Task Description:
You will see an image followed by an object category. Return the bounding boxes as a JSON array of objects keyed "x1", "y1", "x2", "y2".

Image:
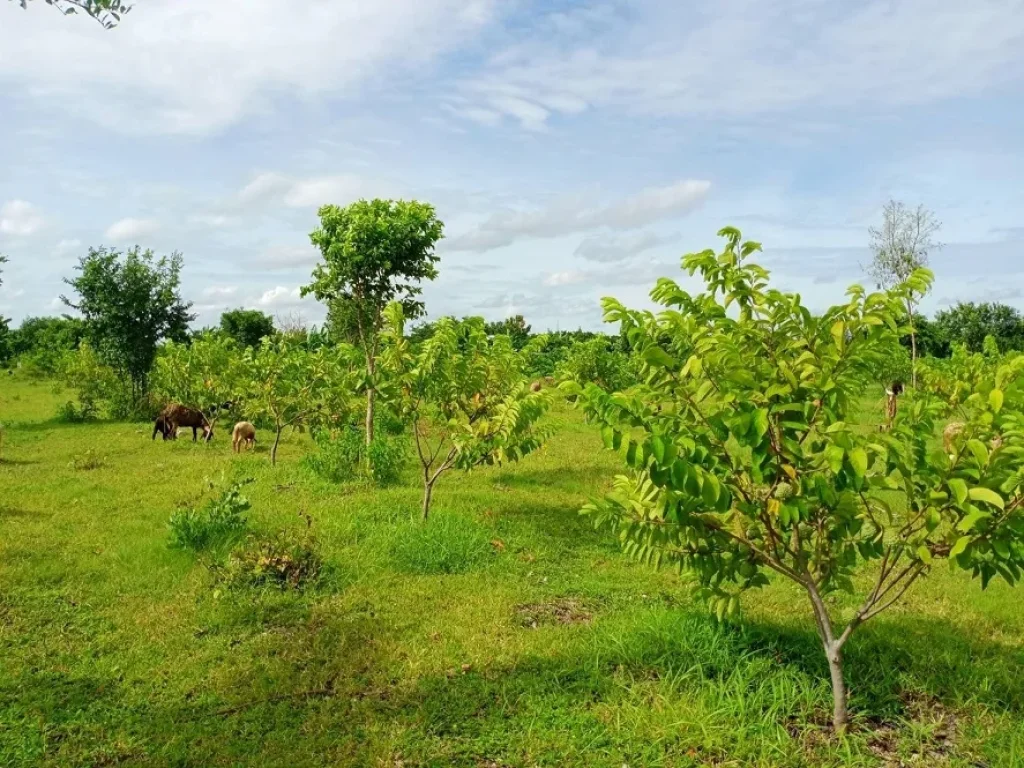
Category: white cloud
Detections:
[
  {"x1": 257, "y1": 244, "x2": 319, "y2": 269},
  {"x1": 0, "y1": 0, "x2": 502, "y2": 135},
  {"x1": 448, "y1": 180, "x2": 709, "y2": 252},
  {"x1": 203, "y1": 285, "x2": 237, "y2": 298},
  {"x1": 574, "y1": 231, "x2": 675, "y2": 263},
  {"x1": 105, "y1": 217, "x2": 161, "y2": 241},
  {"x1": 0, "y1": 200, "x2": 45, "y2": 236},
  {"x1": 257, "y1": 285, "x2": 305, "y2": 308},
  {"x1": 542, "y1": 270, "x2": 590, "y2": 287},
  {"x1": 55, "y1": 238, "x2": 82, "y2": 255},
  {"x1": 236, "y1": 172, "x2": 394, "y2": 210},
  {"x1": 452, "y1": 0, "x2": 1024, "y2": 128},
  {"x1": 189, "y1": 213, "x2": 233, "y2": 228}
]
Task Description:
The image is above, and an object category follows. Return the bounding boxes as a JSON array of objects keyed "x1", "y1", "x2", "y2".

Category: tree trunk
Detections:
[
  {"x1": 826, "y1": 644, "x2": 849, "y2": 733},
  {"x1": 422, "y1": 479, "x2": 434, "y2": 522},
  {"x1": 806, "y1": 582, "x2": 851, "y2": 733},
  {"x1": 907, "y1": 299, "x2": 918, "y2": 389},
  {"x1": 272, "y1": 424, "x2": 283, "y2": 466},
  {"x1": 365, "y1": 386, "x2": 375, "y2": 447}
]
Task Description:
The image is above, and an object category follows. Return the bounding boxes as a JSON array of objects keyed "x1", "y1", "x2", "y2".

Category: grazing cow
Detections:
[
  {"x1": 232, "y1": 421, "x2": 257, "y2": 453},
  {"x1": 156, "y1": 404, "x2": 213, "y2": 443}
]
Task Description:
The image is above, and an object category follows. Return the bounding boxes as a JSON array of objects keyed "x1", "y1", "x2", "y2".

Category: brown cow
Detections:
[
  {"x1": 155, "y1": 404, "x2": 213, "y2": 443},
  {"x1": 232, "y1": 421, "x2": 256, "y2": 453}
]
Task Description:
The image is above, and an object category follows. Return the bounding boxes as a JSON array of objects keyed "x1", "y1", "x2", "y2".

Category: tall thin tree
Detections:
[{"x1": 867, "y1": 200, "x2": 941, "y2": 387}]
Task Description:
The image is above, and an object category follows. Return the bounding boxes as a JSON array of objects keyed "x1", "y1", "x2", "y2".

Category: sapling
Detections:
[{"x1": 567, "y1": 227, "x2": 1024, "y2": 732}]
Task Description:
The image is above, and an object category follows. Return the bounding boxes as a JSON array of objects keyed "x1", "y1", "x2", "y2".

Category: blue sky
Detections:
[{"x1": 1, "y1": 0, "x2": 1023, "y2": 331}]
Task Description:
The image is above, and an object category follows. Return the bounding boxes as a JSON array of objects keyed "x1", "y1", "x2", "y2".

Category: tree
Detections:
[
  {"x1": 555, "y1": 336, "x2": 636, "y2": 391},
  {"x1": 0, "y1": 254, "x2": 7, "y2": 287},
  {"x1": 867, "y1": 201, "x2": 941, "y2": 387},
  {"x1": 219, "y1": 308, "x2": 275, "y2": 349},
  {"x1": 244, "y1": 337, "x2": 359, "y2": 465},
  {"x1": 381, "y1": 304, "x2": 550, "y2": 520},
  {"x1": 11, "y1": 0, "x2": 131, "y2": 28},
  {"x1": 151, "y1": 335, "x2": 247, "y2": 436},
  {"x1": 566, "y1": 227, "x2": 1024, "y2": 733},
  {"x1": 934, "y1": 302, "x2": 1024, "y2": 355},
  {"x1": 484, "y1": 315, "x2": 532, "y2": 350},
  {"x1": 61, "y1": 246, "x2": 195, "y2": 402},
  {"x1": 302, "y1": 199, "x2": 444, "y2": 447},
  {"x1": 10, "y1": 315, "x2": 86, "y2": 374}
]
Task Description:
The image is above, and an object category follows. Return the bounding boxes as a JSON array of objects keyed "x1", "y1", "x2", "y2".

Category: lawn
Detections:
[{"x1": 1, "y1": 374, "x2": 1022, "y2": 767}]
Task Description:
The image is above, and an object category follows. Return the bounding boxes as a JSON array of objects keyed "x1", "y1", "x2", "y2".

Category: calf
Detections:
[{"x1": 232, "y1": 421, "x2": 257, "y2": 453}]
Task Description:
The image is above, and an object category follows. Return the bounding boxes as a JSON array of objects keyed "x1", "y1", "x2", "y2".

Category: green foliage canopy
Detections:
[{"x1": 566, "y1": 227, "x2": 1024, "y2": 732}]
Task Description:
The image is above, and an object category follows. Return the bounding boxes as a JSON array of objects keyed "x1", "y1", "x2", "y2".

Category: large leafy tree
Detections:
[
  {"x1": 934, "y1": 302, "x2": 1024, "y2": 355},
  {"x1": 566, "y1": 227, "x2": 1024, "y2": 732},
  {"x1": 10, "y1": 316, "x2": 86, "y2": 373},
  {"x1": 219, "y1": 308, "x2": 275, "y2": 349},
  {"x1": 61, "y1": 246, "x2": 195, "y2": 400},
  {"x1": 302, "y1": 199, "x2": 444, "y2": 446},
  {"x1": 867, "y1": 200, "x2": 941, "y2": 387},
  {"x1": 484, "y1": 315, "x2": 532, "y2": 350},
  {"x1": 381, "y1": 304, "x2": 550, "y2": 520},
  {"x1": 11, "y1": 0, "x2": 131, "y2": 28}
]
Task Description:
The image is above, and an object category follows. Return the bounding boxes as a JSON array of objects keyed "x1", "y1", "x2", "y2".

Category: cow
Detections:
[{"x1": 155, "y1": 404, "x2": 213, "y2": 443}]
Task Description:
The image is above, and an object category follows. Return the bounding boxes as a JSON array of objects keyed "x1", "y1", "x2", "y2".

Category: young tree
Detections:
[
  {"x1": 867, "y1": 200, "x2": 941, "y2": 387},
  {"x1": 61, "y1": 246, "x2": 195, "y2": 402},
  {"x1": 566, "y1": 227, "x2": 1024, "y2": 733},
  {"x1": 12, "y1": 0, "x2": 131, "y2": 28},
  {"x1": 381, "y1": 304, "x2": 550, "y2": 521},
  {"x1": 244, "y1": 337, "x2": 359, "y2": 465},
  {"x1": 302, "y1": 199, "x2": 444, "y2": 446},
  {"x1": 219, "y1": 308, "x2": 275, "y2": 349},
  {"x1": 151, "y1": 335, "x2": 247, "y2": 436}
]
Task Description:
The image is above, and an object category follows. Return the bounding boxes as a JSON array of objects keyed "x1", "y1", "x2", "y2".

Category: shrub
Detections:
[
  {"x1": 220, "y1": 518, "x2": 324, "y2": 590},
  {"x1": 56, "y1": 399, "x2": 97, "y2": 423},
  {"x1": 169, "y1": 480, "x2": 251, "y2": 553},
  {"x1": 304, "y1": 426, "x2": 406, "y2": 486},
  {"x1": 390, "y1": 513, "x2": 494, "y2": 575}
]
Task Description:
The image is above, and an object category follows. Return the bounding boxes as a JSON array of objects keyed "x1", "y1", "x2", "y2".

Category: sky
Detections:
[{"x1": 1, "y1": 0, "x2": 1023, "y2": 332}]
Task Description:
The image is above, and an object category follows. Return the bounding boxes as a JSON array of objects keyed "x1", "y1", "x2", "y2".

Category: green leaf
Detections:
[
  {"x1": 947, "y1": 478, "x2": 968, "y2": 506},
  {"x1": 601, "y1": 426, "x2": 614, "y2": 450},
  {"x1": 625, "y1": 440, "x2": 638, "y2": 467},
  {"x1": 949, "y1": 536, "x2": 971, "y2": 558},
  {"x1": 825, "y1": 445, "x2": 845, "y2": 474},
  {"x1": 989, "y1": 388, "x2": 1004, "y2": 413},
  {"x1": 956, "y1": 508, "x2": 989, "y2": 533},
  {"x1": 916, "y1": 545, "x2": 933, "y2": 564},
  {"x1": 643, "y1": 346, "x2": 676, "y2": 369},
  {"x1": 651, "y1": 435, "x2": 666, "y2": 465},
  {"x1": 967, "y1": 439, "x2": 989, "y2": 466},
  {"x1": 968, "y1": 486, "x2": 1005, "y2": 510},
  {"x1": 702, "y1": 474, "x2": 720, "y2": 507},
  {"x1": 847, "y1": 447, "x2": 868, "y2": 478}
]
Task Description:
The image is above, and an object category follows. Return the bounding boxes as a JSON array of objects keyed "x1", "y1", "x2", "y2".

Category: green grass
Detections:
[{"x1": 1, "y1": 373, "x2": 1022, "y2": 767}]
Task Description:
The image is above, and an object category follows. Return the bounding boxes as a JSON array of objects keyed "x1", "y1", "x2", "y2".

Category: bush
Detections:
[
  {"x1": 390, "y1": 513, "x2": 494, "y2": 575},
  {"x1": 304, "y1": 426, "x2": 406, "y2": 486},
  {"x1": 169, "y1": 480, "x2": 251, "y2": 553},
  {"x1": 220, "y1": 519, "x2": 325, "y2": 590},
  {"x1": 555, "y1": 337, "x2": 637, "y2": 391},
  {"x1": 56, "y1": 399, "x2": 98, "y2": 423}
]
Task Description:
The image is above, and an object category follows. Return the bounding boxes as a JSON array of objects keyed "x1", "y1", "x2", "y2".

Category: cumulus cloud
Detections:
[
  {"x1": 256, "y1": 285, "x2": 306, "y2": 309},
  {"x1": 0, "y1": 200, "x2": 45, "y2": 236},
  {"x1": 0, "y1": 0, "x2": 502, "y2": 135},
  {"x1": 203, "y1": 285, "x2": 238, "y2": 298},
  {"x1": 105, "y1": 217, "x2": 161, "y2": 241},
  {"x1": 448, "y1": 180, "x2": 709, "y2": 252}
]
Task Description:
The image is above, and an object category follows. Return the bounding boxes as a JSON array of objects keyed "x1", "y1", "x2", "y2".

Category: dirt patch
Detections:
[{"x1": 516, "y1": 598, "x2": 593, "y2": 629}]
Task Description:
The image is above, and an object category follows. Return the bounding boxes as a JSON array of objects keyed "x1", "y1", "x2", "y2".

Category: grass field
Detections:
[{"x1": 1, "y1": 373, "x2": 1023, "y2": 767}]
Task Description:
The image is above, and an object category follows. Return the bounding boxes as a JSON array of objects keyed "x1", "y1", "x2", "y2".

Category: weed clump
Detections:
[
  {"x1": 70, "y1": 447, "x2": 105, "y2": 470},
  {"x1": 169, "y1": 479, "x2": 251, "y2": 553},
  {"x1": 220, "y1": 514, "x2": 325, "y2": 590},
  {"x1": 390, "y1": 513, "x2": 494, "y2": 575}
]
